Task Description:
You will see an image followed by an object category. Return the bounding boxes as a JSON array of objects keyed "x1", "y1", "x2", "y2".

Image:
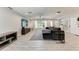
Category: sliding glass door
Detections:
[{"x1": 35, "y1": 20, "x2": 47, "y2": 29}]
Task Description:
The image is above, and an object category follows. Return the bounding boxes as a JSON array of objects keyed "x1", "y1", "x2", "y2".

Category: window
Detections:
[
  {"x1": 35, "y1": 20, "x2": 47, "y2": 28},
  {"x1": 21, "y1": 19, "x2": 28, "y2": 28}
]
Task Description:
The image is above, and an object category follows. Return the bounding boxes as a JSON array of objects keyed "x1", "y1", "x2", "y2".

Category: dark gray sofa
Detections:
[{"x1": 42, "y1": 27, "x2": 65, "y2": 43}]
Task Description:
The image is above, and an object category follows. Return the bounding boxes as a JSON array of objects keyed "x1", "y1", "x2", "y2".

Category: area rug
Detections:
[{"x1": 30, "y1": 29, "x2": 44, "y2": 40}]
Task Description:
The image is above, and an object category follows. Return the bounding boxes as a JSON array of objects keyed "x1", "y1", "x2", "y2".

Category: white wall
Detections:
[
  {"x1": 69, "y1": 17, "x2": 79, "y2": 35},
  {"x1": 47, "y1": 20, "x2": 53, "y2": 27},
  {"x1": 61, "y1": 15, "x2": 79, "y2": 35},
  {"x1": 28, "y1": 20, "x2": 35, "y2": 29},
  {"x1": 0, "y1": 7, "x2": 22, "y2": 36}
]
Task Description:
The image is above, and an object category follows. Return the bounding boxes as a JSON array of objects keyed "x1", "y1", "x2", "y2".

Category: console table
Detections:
[
  {"x1": 21, "y1": 27, "x2": 30, "y2": 35},
  {"x1": 0, "y1": 31, "x2": 17, "y2": 45}
]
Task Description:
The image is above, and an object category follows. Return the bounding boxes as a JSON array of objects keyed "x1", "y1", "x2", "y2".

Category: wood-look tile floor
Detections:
[{"x1": 1, "y1": 29, "x2": 79, "y2": 51}]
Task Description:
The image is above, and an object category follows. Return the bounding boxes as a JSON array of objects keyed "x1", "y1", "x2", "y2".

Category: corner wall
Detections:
[{"x1": 0, "y1": 7, "x2": 22, "y2": 36}]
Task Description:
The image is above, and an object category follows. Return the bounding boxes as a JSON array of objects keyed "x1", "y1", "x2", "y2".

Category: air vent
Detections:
[
  {"x1": 28, "y1": 12, "x2": 32, "y2": 14},
  {"x1": 8, "y1": 7, "x2": 13, "y2": 10}
]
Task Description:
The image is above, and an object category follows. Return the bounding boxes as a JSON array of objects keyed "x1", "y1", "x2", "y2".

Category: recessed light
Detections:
[{"x1": 56, "y1": 11, "x2": 61, "y2": 14}]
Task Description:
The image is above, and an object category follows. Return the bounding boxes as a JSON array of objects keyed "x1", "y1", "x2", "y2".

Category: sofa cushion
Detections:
[{"x1": 42, "y1": 29, "x2": 51, "y2": 33}]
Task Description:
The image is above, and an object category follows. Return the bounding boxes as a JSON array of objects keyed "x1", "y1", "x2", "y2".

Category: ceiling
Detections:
[{"x1": 11, "y1": 7, "x2": 79, "y2": 19}]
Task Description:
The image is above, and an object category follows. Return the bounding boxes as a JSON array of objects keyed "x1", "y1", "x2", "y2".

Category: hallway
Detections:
[{"x1": 1, "y1": 29, "x2": 79, "y2": 51}]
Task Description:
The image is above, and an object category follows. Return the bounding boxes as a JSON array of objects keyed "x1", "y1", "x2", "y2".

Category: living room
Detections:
[
  {"x1": 1, "y1": 0, "x2": 79, "y2": 59},
  {"x1": 0, "y1": 7, "x2": 79, "y2": 51}
]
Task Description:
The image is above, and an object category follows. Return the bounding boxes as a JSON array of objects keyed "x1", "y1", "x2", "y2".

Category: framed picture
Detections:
[{"x1": 21, "y1": 19, "x2": 28, "y2": 28}]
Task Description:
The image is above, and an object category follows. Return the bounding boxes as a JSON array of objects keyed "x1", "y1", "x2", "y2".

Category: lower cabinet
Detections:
[
  {"x1": 21, "y1": 27, "x2": 30, "y2": 35},
  {"x1": 0, "y1": 32, "x2": 17, "y2": 47}
]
